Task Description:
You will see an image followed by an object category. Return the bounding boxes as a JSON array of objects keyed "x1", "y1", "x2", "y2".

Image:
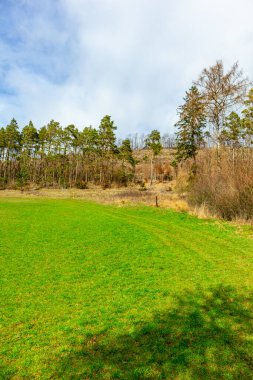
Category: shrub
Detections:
[
  {"x1": 0, "y1": 177, "x2": 7, "y2": 190},
  {"x1": 188, "y1": 149, "x2": 253, "y2": 220},
  {"x1": 75, "y1": 180, "x2": 88, "y2": 189}
]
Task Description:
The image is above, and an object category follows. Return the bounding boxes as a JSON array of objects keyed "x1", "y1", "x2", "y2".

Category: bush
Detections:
[
  {"x1": 139, "y1": 182, "x2": 147, "y2": 191},
  {"x1": 0, "y1": 177, "x2": 7, "y2": 190},
  {"x1": 75, "y1": 180, "x2": 88, "y2": 189},
  {"x1": 188, "y1": 150, "x2": 253, "y2": 220}
]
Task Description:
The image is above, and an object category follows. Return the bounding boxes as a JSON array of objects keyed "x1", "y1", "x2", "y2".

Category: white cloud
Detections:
[{"x1": 0, "y1": 0, "x2": 253, "y2": 136}]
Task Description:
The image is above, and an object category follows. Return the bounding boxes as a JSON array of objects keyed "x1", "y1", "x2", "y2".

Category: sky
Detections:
[{"x1": 0, "y1": 0, "x2": 253, "y2": 136}]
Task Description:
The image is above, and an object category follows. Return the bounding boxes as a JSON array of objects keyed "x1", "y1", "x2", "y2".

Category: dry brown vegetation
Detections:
[
  {"x1": 0, "y1": 182, "x2": 190, "y2": 213},
  {"x1": 187, "y1": 149, "x2": 253, "y2": 221},
  {"x1": 2, "y1": 145, "x2": 253, "y2": 223}
]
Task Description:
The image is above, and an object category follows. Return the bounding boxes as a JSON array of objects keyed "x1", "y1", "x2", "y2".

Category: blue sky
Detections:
[{"x1": 0, "y1": 0, "x2": 253, "y2": 136}]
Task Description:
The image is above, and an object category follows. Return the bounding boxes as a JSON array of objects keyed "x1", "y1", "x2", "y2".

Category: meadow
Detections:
[{"x1": 1, "y1": 198, "x2": 253, "y2": 379}]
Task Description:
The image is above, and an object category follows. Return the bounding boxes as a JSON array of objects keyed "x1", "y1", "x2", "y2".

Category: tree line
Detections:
[
  {"x1": 0, "y1": 115, "x2": 164, "y2": 189},
  {"x1": 1, "y1": 59, "x2": 253, "y2": 220}
]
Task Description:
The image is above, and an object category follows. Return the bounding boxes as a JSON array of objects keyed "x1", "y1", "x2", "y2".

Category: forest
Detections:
[{"x1": 0, "y1": 60, "x2": 253, "y2": 220}]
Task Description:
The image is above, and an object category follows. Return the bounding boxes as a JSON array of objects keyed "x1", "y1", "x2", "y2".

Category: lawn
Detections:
[{"x1": 1, "y1": 198, "x2": 253, "y2": 379}]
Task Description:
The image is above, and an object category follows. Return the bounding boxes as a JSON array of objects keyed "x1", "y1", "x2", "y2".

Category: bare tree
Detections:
[{"x1": 195, "y1": 61, "x2": 250, "y2": 160}]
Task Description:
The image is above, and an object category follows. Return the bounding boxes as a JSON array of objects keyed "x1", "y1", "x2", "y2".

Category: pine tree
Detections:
[
  {"x1": 0, "y1": 127, "x2": 6, "y2": 160},
  {"x1": 241, "y1": 88, "x2": 253, "y2": 147},
  {"x1": 64, "y1": 124, "x2": 80, "y2": 154},
  {"x1": 5, "y1": 118, "x2": 21, "y2": 160},
  {"x1": 119, "y1": 139, "x2": 135, "y2": 166},
  {"x1": 220, "y1": 112, "x2": 242, "y2": 170},
  {"x1": 97, "y1": 115, "x2": 117, "y2": 186},
  {"x1": 118, "y1": 138, "x2": 136, "y2": 185},
  {"x1": 220, "y1": 112, "x2": 242, "y2": 148},
  {"x1": 22, "y1": 121, "x2": 39, "y2": 157},
  {"x1": 175, "y1": 86, "x2": 206, "y2": 166},
  {"x1": 98, "y1": 115, "x2": 117, "y2": 154},
  {"x1": 145, "y1": 129, "x2": 162, "y2": 184}
]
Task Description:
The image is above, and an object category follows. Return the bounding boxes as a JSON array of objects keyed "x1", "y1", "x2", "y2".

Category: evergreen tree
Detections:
[
  {"x1": 145, "y1": 129, "x2": 162, "y2": 184},
  {"x1": 78, "y1": 127, "x2": 99, "y2": 183},
  {"x1": 241, "y1": 88, "x2": 253, "y2": 147},
  {"x1": 45, "y1": 120, "x2": 63, "y2": 155},
  {"x1": 21, "y1": 121, "x2": 39, "y2": 157},
  {"x1": 79, "y1": 126, "x2": 98, "y2": 156},
  {"x1": 97, "y1": 115, "x2": 117, "y2": 186},
  {"x1": 0, "y1": 127, "x2": 6, "y2": 160},
  {"x1": 98, "y1": 115, "x2": 117, "y2": 154},
  {"x1": 5, "y1": 118, "x2": 21, "y2": 160},
  {"x1": 220, "y1": 112, "x2": 242, "y2": 148},
  {"x1": 175, "y1": 86, "x2": 206, "y2": 166},
  {"x1": 219, "y1": 112, "x2": 242, "y2": 170},
  {"x1": 119, "y1": 138, "x2": 135, "y2": 166},
  {"x1": 118, "y1": 138, "x2": 136, "y2": 185},
  {"x1": 38, "y1": 126, "x2": 47, "y2": 156},
  {"x1": 64, "y1": 124, "x2": 80, "y2": 154}
]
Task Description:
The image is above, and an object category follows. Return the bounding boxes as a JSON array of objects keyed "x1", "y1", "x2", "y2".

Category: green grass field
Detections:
[{"x1": 1, "y1": 198, "x2": 253, "y2": 379}]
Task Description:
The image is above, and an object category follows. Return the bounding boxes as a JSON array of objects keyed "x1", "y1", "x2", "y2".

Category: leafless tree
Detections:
[{"x1": 195, "y1": 61, "x2": 250, "y2": 152}]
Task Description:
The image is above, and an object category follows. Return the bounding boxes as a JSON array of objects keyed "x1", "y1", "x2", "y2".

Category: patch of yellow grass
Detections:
[
  {"x1": 190, "y1": 204, "x2": 216, "y2": 220},
  {"x1": 0, "y1": 184, "x2": 190, "y2": 212}
]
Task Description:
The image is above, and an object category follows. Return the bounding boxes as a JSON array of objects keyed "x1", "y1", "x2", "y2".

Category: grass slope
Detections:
[{"x1": 1, "y1": 198, "x2": 253, "y2": 379}]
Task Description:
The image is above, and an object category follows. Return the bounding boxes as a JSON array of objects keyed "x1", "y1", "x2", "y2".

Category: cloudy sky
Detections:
[{"x1": 0, "y1": 0, "x2": 253, "y2": 136}]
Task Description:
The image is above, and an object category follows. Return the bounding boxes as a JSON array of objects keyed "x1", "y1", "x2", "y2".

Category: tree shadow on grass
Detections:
[
  {"x1": 0, "y1": 362, "x2": 15, "y2": 380},
  {"x1": 56, "y1": 285, "x2": 253, "y2": 379}
]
